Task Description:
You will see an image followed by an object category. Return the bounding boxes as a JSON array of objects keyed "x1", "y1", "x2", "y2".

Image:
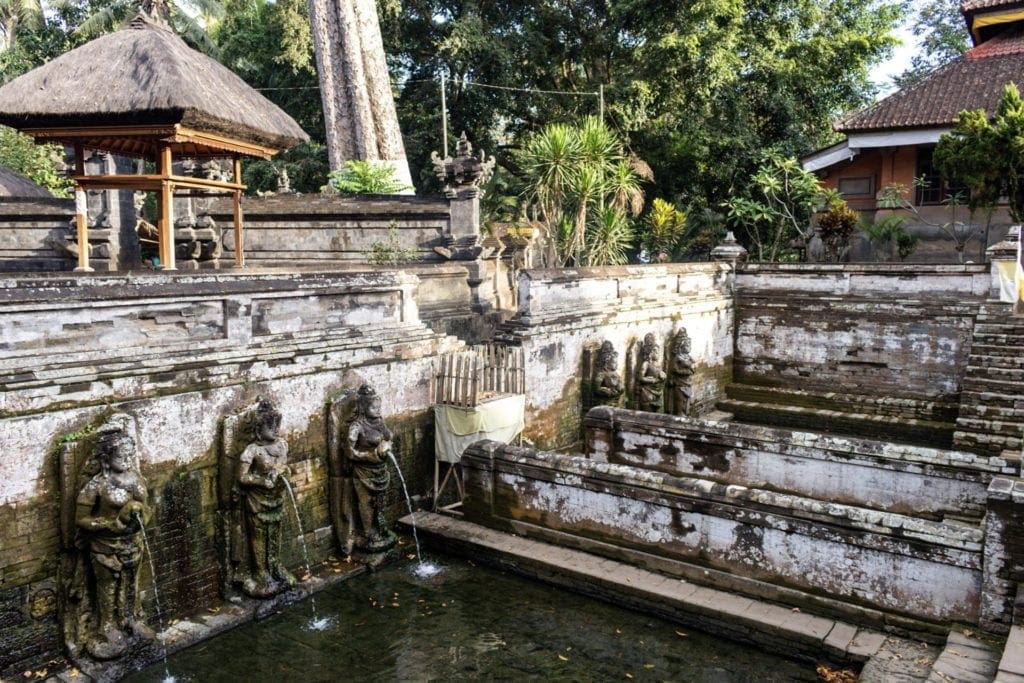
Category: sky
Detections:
[{"x1": 871, "y1": 21, "x2": 920, "y2": 96}]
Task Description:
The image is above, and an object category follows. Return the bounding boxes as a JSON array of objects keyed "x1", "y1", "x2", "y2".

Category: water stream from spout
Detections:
[
  {"x1": 387, "y1": 452, "x2": 441, "y2": 579},
  {"x1": 282, "y1": 479, "x2": 332, "y2": 631},
  {"x1": 137, "y1": 516, "x2": 175, "y2": 683}
]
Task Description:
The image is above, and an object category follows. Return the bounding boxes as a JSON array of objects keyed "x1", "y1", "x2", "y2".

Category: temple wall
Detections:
[
  {"x1": 502, "y1": 264, "x2": 736, "y2": 450},
  {"x1": 0, "y1": 198, "x2": 75, "y2": 272},
  {"x1": 727, "y1": 264, "x2": 990, "y2": 445},
  {"x1": 0, "y1": 270, "x2": 461, "y2": 677},
  {"x1": 462, "y1": 440, "x2": 984, "y2": 628},
  {"x1": 584, "y1": 407, "x2": 1015, "y2": 520}
]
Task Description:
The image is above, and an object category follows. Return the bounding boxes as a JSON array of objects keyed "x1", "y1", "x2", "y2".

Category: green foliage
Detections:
[
  {"x1": 0, "y1": 0, "x2": 43, "y2": 51},
  {"x1": 366, "y1": 224, "x2": 420, "y2": 266},
  {"x1": 642, "y1": 198, "x2": 687, "y2": 261},
  {"x1": 895, "y1": 0, "x2": 968, "y2": 88},
  {"x1": 243, "y1": 142, "x2": 329, "y2": 196},
  {"x1": 859, "y1": 213, "x2": 919, "y2": 261},
  {"x1": 0, "y1": 125, "x2": 71, "y2": 196},
  {"x1": 816, "y1": 190, "x2": 858, "y2": 260},
  {"x1": 517, "y1": 116, "x2": 644, "y2": 265},
  {"x1": 383, "y1": 0, "x2": 901, "y2": 214},
  {"x1": 723, "y1": 153, "x2": 822, "y2": 261},
  {"x1": 327, "y1": 160, "x2": 412, "y2": 195},
  {"x1": 935, "y1": 83, "x2": 1024, "y2": 223},
  {"x1": 584, "y1": 207, "x2": 634, "y2": 266}
]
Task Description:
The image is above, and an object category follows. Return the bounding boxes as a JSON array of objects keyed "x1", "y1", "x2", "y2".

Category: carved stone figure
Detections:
[
  {"x1": 593, "y1": 340, "x2": 624, "y2": 406},
  {"x1": 71, "y1": 414, "x2": 154, "y2": 661},
  {"x1": 329, "y1": 383, "x2": 397, "y2": 557},
  {"x1": 668, "y1": 329, "x2": 696, "y2": 416},
  {"x1": 225, "y1": 398, "x2": 296, "y2": 599},
  {"x1": 636, "y1": 333, "x2": 667, "y2": 413}
]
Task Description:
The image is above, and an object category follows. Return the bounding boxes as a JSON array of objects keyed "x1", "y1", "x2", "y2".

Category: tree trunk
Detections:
[{"x1": 307, "y1": 0, "x2": 413, "y2": 190}]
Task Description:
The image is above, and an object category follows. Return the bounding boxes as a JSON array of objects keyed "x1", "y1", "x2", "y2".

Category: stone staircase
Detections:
[{"x1": 955, "y1": 303, "x2": 1024, "y2": 457}]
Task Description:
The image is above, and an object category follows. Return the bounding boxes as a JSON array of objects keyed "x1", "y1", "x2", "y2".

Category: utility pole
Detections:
[{"x1": 441, "y1": 73, "x2": 449, "y2": 158}]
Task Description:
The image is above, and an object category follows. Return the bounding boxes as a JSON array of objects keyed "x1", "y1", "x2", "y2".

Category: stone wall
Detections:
[
  {"x1": 726, "y1": 264, "x2": 991, "y2": 446},
  {"x1": 0, "y1": 198, "x2": 75, "y2": 272},
  {"x1": 205, "y1": 194, "x2": 455, "y2": 266},
  {"x1": 981, "y1": 477, "x2": 1024, "y2": 634},
  {"x1": 0, "y1": 270, "x2": 461, "y2": 677},
  {"x1": 585, "y1": 407, "x2": 1016, "y2": 520},
  {"x1": 500, "y1": 263, "x2": 736, "y2": 450},
  {"x1": 462, "y1": 441, "x2": 983, "y2": 629}
]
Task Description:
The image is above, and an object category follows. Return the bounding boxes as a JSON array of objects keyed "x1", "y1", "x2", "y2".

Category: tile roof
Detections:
[
  {"x1": 961, "y1": 0, "x2": 1024, "y2": 12},
  {"x1": 836, "y1": 27, "x2": 1024, "y2": 132}
]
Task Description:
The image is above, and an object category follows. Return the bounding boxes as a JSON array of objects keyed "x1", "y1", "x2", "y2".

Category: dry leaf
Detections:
[
  {"x1": 643, "y1": 664, "x2": 655, "y2": 670},
  {"x1": 675, "y1": 630, "x2": 688, "y2": 638},
  {"x1": 625, "y1": 674, "x2": 634, "y2": 680},
  {"x1": 557, "y1": 654, "x2": 569, "y2": 662}
]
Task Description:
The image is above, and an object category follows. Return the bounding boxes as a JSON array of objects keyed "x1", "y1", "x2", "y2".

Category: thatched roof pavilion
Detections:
[{"x1": 0, "y1": 9, "x2": 309, "y2": 271}]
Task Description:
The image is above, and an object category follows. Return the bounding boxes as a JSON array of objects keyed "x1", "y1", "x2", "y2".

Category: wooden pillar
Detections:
[
  {"x1": 157, "y1": 145, "x2": 176, "y2": 270},
  {"x1": 233, "y1": 157, "x2": 245, "y2": 268},
  {"x1": 72, "y1": 145, "x2": 92, "y2": 272}
]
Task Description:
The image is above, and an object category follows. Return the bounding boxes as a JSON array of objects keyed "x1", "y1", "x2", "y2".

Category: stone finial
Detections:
[
  {"x1": 431, "y1": 132, "x2": 496, "y2": 198},
  {"x1": 987, "y1": 224, "x2": 1020, "y2": 262},
  {"x1": 711, "y1": 231, "x2": 749, "y2": 264}
]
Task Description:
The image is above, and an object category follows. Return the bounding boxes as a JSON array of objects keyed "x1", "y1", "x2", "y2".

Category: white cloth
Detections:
[{"x1": 434, "y1": 394, "x2": 525, "y2": 463}]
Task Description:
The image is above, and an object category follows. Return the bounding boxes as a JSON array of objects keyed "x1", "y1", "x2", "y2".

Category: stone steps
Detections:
[
  {"x1": 724, "y1": 383, "x2": 959, "y2": 423},
  {"x1": 954, "y1": 429, "x2": 1022, "y2": 456},
  {"x1": 971, "y1": 355, "x2": 1024, "y2": 371},
  {"x1": 959, "y1": 401, "x2": 1024, "y2": 421},
  {"x1": 925, "y1": 631, "x2": 1000, "y2": 683}
]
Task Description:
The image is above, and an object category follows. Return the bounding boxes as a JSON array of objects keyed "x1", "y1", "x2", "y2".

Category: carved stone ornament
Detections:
[
  {"x1": 328, "y1": 383, "x2": 397, "y2": 557},
  {"x1": 62, "y1": 413, "x2": 154, "y2": 662},
  {"x1": 668, "y1": 328, "x2": 695, "y2": 416},
  {"x1": 635, "y1": 332, "x2": 667, "y2": 413},
  {"x1": 592, "y1": 340, "x2": 625, "y2": 407},
  {"x1": 220, "y1": 398, "x2": 296, "y2": 599},
  {"x1": 431, "y1": 132, "x2": 496, "y2": 198}
]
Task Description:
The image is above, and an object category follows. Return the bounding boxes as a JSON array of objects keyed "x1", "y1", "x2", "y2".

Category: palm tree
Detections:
[
  {"x1": 50, "y1": 0, "x2": 224, "y2": 55},
  {"x1": 518, "y1": 116, "x2": 647, "y2": 266},
  {"x1": 0, "y1": 0, "x2": 44, "y2": 52}
]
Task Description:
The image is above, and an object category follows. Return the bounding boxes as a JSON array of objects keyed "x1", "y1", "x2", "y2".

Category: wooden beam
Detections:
[
  {"x1": 22, "y1": 124, "x2": 281, "y2": 160},
  {"x1": 157, "y1": 145, "x2": 176, "y2": 271},
  {"x1": 233, "y1": 157, "x2": 244, "y2": 268},
  {"x1": 71, "y1": 145, "x2": 92, "y2": 273},
  {"x1": 71, "y1": 174, "x2": 246, "y2": 192}
]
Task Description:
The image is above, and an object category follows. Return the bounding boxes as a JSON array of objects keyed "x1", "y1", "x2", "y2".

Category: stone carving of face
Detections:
[
  {"x1": 643, "y1": 333, "x2": 660, "y2": 360},
  {"x1": 96, "y1": 430, "x2": 135, "y2": 475},
  {"x1": 360, "y1": 388, "x2": 382, "y2": 419},
  {"x1": 255, "y1": 400, "x2": 282, "y2": 443}
]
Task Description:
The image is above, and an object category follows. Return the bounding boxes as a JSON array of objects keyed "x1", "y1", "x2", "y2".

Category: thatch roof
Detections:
[
  {"x1": 0, "y1": 166, "x2": 53, "y2": 197},
  {"x1": 0, "y1": 13, "x2": 309, "y2": 155}
]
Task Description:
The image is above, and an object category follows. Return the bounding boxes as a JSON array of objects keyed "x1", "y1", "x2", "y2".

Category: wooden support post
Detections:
[
  {"x1": 233, "y1": 158, "x2": 245, "y2": 268},
  {"x1": 157, "y1": 145, "x2": 176, "y2": 270},
  {"x1": 72, "y1": 145, "x2": 92, "y2": 272}
]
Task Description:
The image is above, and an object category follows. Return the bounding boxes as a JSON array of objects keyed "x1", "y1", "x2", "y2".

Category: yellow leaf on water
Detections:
[
  {"x1": 407, "y1": 554, "x2": 417, "y2": 560},
  {"x1": 675, "y1": 631, "x2": 688, "y2": 638},
  {"x1": 557, "y1": 654, "x2": 569, "y2": 662},
  {"x1": 643, "y1": 664, "x2": 654, "y2": 670},
  {"x1": 625, "y1": 674, "x2": 634, "y2": 680}
]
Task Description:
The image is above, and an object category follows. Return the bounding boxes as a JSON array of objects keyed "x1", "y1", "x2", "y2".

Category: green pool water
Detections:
[{"x1": 128, "y1": 558, "x2": 819, "y2": 682}]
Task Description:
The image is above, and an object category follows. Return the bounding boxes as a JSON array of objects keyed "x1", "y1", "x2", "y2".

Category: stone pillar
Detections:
[
  {"x1": 982, "y1": 476, "x2": 1024, "y2": 633},
  {"x1": 430, "y1": 133, "x2": 496, "y2": 261},
  {"x1": 987, "y1": 225, "x2": 1020, "y2": 301},
  {"x1": 583, "y1": 405, "x2": 615, "y2": 462}
]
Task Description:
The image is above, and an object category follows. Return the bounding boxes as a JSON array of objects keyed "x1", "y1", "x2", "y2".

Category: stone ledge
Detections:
[{"x1": 402, "y1": 511, "x2": 932, "y2": 668}]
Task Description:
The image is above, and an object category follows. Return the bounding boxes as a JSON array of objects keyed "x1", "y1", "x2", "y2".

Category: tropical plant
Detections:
[
  {"x1": 859, "y1": 213, "x2": 919, "y2": 261},
  {"x1": 50, "y1": 0, "x2": 225, "y2": 54},
  {"x1": 0, "y1": 125, "x2": 71, "y2": 196},
  {"x1": 723, "y1": 154, "x2": 822, "y2": 261},
  {"x1": 816, "y1": 190, "x2": 858, "y2": 261},
  {"x1": 935, "y1": 83, "x2": 1024, "y2": 224},
  {"x1": 584, "y1": 207, "x2": 634, "y2": 266},
  {"x1": 327, "y1": 160, "x2": 412, "y2": 195},
  {"x1": 518, "y1": 116, "x2": 645, "y2": 266},
  {"x1": 0, "y1": 0, "x2": 43, "y2": 51},
  {"x1": 642, "y1": 198, "x2": 687, "y2": 261}
]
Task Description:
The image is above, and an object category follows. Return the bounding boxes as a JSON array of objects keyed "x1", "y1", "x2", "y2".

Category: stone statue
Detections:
[
  {"x1": 230, "y1": 398, "x2": 296, "y2": 598},
  {"x1": 330, "y1": 383, "x2": 397, "y2": 557},
  {"x1": 72, "y1": 414, "x2": 154, "y2": 661},
  {"x1": 668, "y1": 329, "x2": 696, "y2": 416},
  {"x1": 636, "y1": 333, "x2": 667, "y2": 413},
  {"x1": 593, "y1": 340, "x2": 624, "y2": 406}
]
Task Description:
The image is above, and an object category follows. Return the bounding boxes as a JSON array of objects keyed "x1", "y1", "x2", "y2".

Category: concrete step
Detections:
[
  {"x1": 717, "y1": 398, "x2": 954, "y2": 449},
  {"x1": 969, "y1": 355, "x2": 1024, "y2": 371},
  {"x1": 996, "y1": 624, "x2": 1024, "y2": 682},
  {"x1": 956, "y1": 416, "x2": 1024, "y2": 438},
  {"x1": 959, "y1": 403, "x2": 1024, "y2": 422},
  {"x1": 962, "y1": 375, "x2": 1024, "y2": 394},
  {"x1": 953, "y1": 429, "x2": 1022, "y2": 457},
  {"x1": 961, "y1": 390, "x2": 1024, "y2": 410},
  {"x1": 969, "y1": 344, "x2": 1024, "y2": 359},
  {"x1": 925, "y1": 631, "x2": 999, "y2": 683},
  {"x1": 965, "y1": 365, "x2": 1024, "y2": 383}
]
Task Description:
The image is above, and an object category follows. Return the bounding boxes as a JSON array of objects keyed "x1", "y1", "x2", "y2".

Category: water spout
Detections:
[
  {"x1": 137, "y1": 515, "x2": 175, "y2": 683},
  {"x1": 282, "y1": 479, "x2": 333, "y2": 631},
  {"x1": 387, "y1": 452, "x2": 442, "y2": 579}
]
